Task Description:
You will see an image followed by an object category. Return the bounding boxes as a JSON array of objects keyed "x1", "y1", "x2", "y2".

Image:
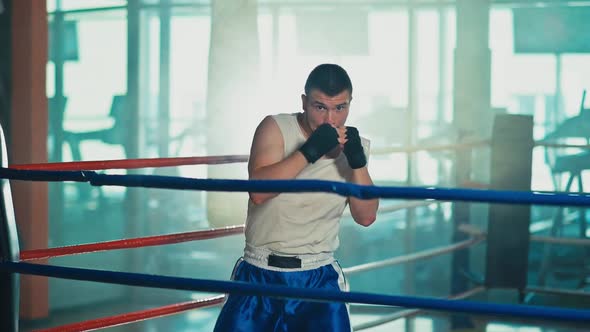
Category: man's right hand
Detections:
[{"x1": 298, "y1": 123, "x2": 339, "y2": 163}]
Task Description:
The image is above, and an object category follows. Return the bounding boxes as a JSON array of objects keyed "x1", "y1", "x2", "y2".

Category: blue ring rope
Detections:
[
  {"x1": 1, "y1": 168, "x2": 589, "y2": 207},
  {"x1": 0, "y1": 168, "x2": 89, "y2": 182},
  {"x1": 89, "y1": 173, "x2": 590, "y2": 206},
  {"x1": 1, "y1": 261, "x2": 589, "y2": 323}
]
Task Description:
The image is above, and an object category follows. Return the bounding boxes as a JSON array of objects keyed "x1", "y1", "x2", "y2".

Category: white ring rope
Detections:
[
  {"x1": 342, "y1": 200, "x2": 437, "y2": 217},
  {"x1": 353, "y1": 286, "x2": 486, "y2": 331},
  {"x1": 459, "y1": 224, "x2": 590, "y2": 247},
  {"x1": 535, "y1": 141, "x2": 590, "y2": 149},
  {"x1": 530, "y1": 210, "x2": 580, "y2": 234},
  {"x1": 342, "y1": 237, "x2": 485, "y2": 276},
  {"x1": 367, "y1": 136, "x2": 590, "y2": 157},
  {"x1": 371, "y1": 139, "x2": 490, "y2": 155},
  {"x1": 532, "y1": 235, "x2": 590, "y2": 246},
  {"x1": 526, "y1": 286, "x2": 590, "y2": 298},
  {"x1": 376, "y1": 200, "x2": 438, "y2": 213}
]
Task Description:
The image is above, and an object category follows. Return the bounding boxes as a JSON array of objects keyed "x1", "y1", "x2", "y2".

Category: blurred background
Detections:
[{"x1": 2, "y1": 0, "x2": 590, "y2": 331}]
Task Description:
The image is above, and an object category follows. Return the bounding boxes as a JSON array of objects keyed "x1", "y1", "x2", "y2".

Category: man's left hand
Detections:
[{"x1": 343, "y1": 127, "x2": 367, "y2": 169}]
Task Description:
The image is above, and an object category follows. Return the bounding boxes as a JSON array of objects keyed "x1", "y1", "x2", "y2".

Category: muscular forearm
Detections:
[
  {"x1": 249, "y1": 151, "x2": 309, "y2": 204},
  {"x1": 348, "y1": 166, "x2": 379, "y2": 226}
]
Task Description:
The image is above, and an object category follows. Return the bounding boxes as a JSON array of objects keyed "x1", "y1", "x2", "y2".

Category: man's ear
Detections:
[{"x1": 301, "y1": 94, "x2": 307, "y2": 110}]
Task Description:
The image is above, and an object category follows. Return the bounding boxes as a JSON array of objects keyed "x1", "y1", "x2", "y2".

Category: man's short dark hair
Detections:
[{"x1": 304, "y1": 64, "x2": 353, "y2": 97}]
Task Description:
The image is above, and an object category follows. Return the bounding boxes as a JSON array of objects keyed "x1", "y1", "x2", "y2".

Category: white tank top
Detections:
[{"x1": 244, "y1": 113, "x2": 369, "y2": 255}]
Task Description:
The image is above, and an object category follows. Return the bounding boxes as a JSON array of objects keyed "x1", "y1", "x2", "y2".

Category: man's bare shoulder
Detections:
[
  {"x1": 248, "y1": 115, "x2": 285, "y2": 171},
  {"x1": 255, "y1": 115, "x2": 280, "y2": 138}
]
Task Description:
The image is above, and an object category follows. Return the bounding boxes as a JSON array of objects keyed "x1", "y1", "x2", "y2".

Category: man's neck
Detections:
[{"x1": 297, "y1": 112, "x2": 312, "y2": 138}]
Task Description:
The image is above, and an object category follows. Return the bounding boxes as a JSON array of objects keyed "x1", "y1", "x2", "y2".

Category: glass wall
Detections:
[{"x1": 41, "y1": 0, "x2": 590, "y2": 330}]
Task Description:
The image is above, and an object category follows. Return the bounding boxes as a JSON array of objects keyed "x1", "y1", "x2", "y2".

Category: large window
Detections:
[
  {"x1": 490, "y1": 7, "x2": 590, "y2": 191},
  {"x1": 42, "y1": 2, "x2": 590, "y2": 329}
]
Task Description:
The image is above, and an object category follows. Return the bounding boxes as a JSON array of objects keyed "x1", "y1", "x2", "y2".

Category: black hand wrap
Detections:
[
  {"x1": 343, "y1": 127, "x2": 367, "y2": 169},
  {"x1": 299, "y1": 123, "x2": 339, "y2": 164}
]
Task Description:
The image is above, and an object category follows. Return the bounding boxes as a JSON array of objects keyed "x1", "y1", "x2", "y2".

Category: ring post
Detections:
[
  {"x1": 485, "y1": 114, "x2": 534, "y2": 300},
  {"x1": 0, "y1": 125, "x2": 20, "y2": 332}
]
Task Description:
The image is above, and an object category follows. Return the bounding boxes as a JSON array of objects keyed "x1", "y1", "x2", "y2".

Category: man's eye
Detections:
[{"x1": 315, "y1": 105, "x2": 326, "y2": 111}]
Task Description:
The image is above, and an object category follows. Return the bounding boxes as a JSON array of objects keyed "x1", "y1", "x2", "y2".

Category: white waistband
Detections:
[{"x1": 243, "y1": 244, "x2": 335, "y2": 272}]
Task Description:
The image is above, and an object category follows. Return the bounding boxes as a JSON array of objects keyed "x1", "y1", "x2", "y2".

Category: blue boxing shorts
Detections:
[{"x1": 213, "y1": 247, "x2": 350, "y2": 332}]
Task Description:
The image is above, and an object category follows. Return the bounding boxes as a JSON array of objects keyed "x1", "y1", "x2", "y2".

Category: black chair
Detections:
[
  {"x1": 538, "y1": 90, "x2": 590, "y2": 287},
  {"x1": 543, "y1": 91, "x2": 590, "y2": 193},
  {"x1": 63, "y1": 94, "x2": 193, "y2": 160},
  {"x1": 64, "y1": 94, "x2": 129, "y2": 161}
]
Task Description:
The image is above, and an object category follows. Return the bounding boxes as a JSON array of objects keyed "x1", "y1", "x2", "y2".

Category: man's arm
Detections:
[
  {"x1": 348, "y1": 166, "x2": 378, "y2": 227},
  {"x1": 248, "y1": 116, "x2": 308, "y2": 205},
  {"x1": 343, "y1": 127, "x2": 379, "y2": 226}
]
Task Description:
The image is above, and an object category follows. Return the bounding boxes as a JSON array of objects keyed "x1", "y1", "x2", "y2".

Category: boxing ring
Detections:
[{"x1": 2, "y1": 114, "x2": 590, "y2": 331}]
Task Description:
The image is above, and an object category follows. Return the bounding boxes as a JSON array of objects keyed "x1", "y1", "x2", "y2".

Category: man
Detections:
[{"x1": 214, "y1": 63, "x2": 379, "y2": 331}]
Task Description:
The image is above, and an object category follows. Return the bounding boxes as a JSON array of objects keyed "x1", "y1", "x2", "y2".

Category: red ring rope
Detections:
[
  {"x1": 10, "y1": 155, "x2": 249, "y2": 171},
  {"x1": 33, "y1": 296, "x2": 224, "y2": 332},
  {"x1": 20, "y1": 225, "x2": 245, "y2": 261}
]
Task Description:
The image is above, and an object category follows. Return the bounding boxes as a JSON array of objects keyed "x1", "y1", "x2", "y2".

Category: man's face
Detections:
[{"x1": 301, "y1": 89, "x2": 351, "y2": 130}]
